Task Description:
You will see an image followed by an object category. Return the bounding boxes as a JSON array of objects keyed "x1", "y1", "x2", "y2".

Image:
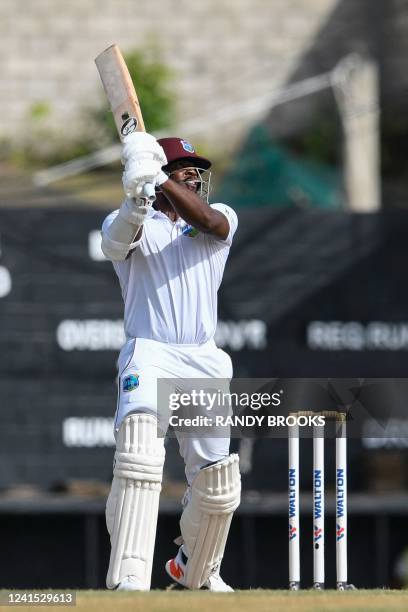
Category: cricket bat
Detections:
[{"x1": 95, "y1": 43, "x2": 155, "y2": 200}]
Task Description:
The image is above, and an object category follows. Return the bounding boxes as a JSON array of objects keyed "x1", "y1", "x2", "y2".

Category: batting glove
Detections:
[
  {"x1": 122, "y1": 158, "x2": 162, "y2": 198},
  {"x1": 155, "y1": 170, "x2": 169, "y2": 187},
  {"x1": 119, "y1": 197, "x2": 151, "y2": 226},
  {"x1": 121, "y1": 132, "x2": 167, "y2": 167}
]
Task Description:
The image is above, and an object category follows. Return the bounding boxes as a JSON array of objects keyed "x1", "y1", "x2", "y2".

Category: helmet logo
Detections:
[{"x1": 181, "y1": 140, "x2": 195, "y2": 153}]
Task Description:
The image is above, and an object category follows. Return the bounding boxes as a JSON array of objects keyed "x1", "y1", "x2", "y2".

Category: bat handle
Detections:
[{"x1": 143, "y1": 182, "x2": 156, "y2": 204}]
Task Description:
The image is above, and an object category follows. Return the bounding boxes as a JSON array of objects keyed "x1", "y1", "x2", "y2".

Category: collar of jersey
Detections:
[
  {"x1": 149, "y1": 208, "x2": 183, "y2": 225},
  {"x1": 149, "y1": 208, "x2": 166, "y2": 219}
]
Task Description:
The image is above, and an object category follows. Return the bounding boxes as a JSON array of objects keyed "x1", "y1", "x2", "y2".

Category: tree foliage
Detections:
[{"x1": 12, "y1": 46, "x2": 175, "y2": 166}]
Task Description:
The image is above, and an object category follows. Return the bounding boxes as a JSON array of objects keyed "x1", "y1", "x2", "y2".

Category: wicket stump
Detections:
[{"x1": 288, "y1": 411, "x2": 354, "y2": 590}]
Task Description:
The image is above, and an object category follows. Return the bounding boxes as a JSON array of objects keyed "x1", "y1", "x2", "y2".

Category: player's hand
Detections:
[
  {"x1": 122, "y1": 159, "x2": 164, "y2": 198},
  {"x1": 121, "y1": 132, "x2": 167, "y2": 167},
  {"x1": 119, "y1": 197, "x2": 151, "y2": 226},
  {"x1": 121, "y1": 133, "x2": 168, "y2": 198}
]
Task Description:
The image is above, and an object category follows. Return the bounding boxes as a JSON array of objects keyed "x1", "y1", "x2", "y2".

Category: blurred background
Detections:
[{"x1": 1, "y1": 0, "x2": 408, "y2": 591}]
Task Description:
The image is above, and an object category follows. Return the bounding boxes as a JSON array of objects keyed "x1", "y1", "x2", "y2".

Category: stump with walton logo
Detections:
[{"x1": 288, "y1": 411, "x2": 356, "y2": 591}]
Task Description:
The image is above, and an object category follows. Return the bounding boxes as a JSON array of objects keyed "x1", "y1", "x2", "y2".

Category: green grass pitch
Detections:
[{"x1": 3, "y1": 589, "x2": 407, "y2": 612}]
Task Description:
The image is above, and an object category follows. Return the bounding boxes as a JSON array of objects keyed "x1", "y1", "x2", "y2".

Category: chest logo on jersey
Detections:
[
  {"x1": 182, "y1": 225, "x2": 199, "y2": 238},
  {"x1": 123, "y1": 373, "x2": 140, "y2": 392}
]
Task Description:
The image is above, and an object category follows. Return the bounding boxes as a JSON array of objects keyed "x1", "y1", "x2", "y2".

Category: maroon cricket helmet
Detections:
[{"x1": 158, "y1": 137, "x2": 211, "y2": 171}]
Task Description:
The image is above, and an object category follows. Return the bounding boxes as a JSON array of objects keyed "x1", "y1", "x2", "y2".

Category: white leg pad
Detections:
[
  {"x1": 106, "y1": 413, "x2": 165, "y2": 590},
  {"x1": 180, "y1": 454, "x2": 241, "y2": 589}
]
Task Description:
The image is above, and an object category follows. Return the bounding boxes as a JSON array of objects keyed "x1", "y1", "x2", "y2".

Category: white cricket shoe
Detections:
[
  {"x1": 165, "y1": 545, "x2": 233, "y2": 592},
  {"x1": 204, "y1": 571, "x2": 234, "y2": 592},
  {"x1": 116, "y1": 575, "x2": 146, "y2": 591}
]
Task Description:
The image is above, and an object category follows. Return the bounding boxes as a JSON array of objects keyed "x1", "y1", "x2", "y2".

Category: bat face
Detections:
[{"x1": 95, "y1": 44, "x2": 146, "y2": 140}]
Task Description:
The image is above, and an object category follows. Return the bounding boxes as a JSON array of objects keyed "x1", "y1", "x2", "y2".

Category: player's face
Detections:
[{"x1": 169, "y1": 162, "x2": 200, "y2": 193}]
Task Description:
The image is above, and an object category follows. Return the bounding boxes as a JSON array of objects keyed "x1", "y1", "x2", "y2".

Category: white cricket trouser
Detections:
[{"x1": 114, "y1": 337, "x2": 233, "y2": 484}]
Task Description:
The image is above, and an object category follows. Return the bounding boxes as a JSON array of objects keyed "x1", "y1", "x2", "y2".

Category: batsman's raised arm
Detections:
[
  {"x1": 102, "y1": 133, "x2": 237, "y2": 262},
  {"x1": 156, "y1": 136, "x2": 236, "y2": 241},
  {"x1": 159, "y1": 169, "x2": 230, "y2": 240},
  {"x1": 101, "y1": 132, "x2": 167, "y2": 261}
]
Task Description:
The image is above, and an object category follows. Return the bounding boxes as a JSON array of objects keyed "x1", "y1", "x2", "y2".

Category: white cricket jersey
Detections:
[{"x1": 102, "y1": 203, "x2": 238, "y2": 345}]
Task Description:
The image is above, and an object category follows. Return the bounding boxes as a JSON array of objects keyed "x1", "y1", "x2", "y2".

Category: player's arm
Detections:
[
  {"x1": 101, "y1": 200, "x2": 145, "y2": 261},
  {"x1": 101, "y1": 132, "x2": 167, "y2": 261},
  {"x1": 160, "y1": 179, "x2": 230, "y2": 240}
]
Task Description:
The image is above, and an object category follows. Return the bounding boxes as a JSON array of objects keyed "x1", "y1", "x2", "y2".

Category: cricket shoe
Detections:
[
  {"x1": 116, "y1": 575, "x2": 146, "y2": 591},
  {"x1": 165, "y1": 545, "x2": 233, "y2": 592}
]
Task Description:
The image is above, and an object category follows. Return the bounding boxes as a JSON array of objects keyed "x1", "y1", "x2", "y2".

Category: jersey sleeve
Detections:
[
  {"x1": 101, "y1": 209, "x2": 144, "y2": 261},
  {"x1": 210, "y1": 203, "x2": 238, "y2": 246},
  {"x1": 101, "y1": 210, "x2": 118, "y2": 232}
]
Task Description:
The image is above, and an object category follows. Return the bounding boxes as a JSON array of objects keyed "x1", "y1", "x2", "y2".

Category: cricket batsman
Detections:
[{"x1": 101, "y1": 133, "x2": 241, "y2": 591}]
